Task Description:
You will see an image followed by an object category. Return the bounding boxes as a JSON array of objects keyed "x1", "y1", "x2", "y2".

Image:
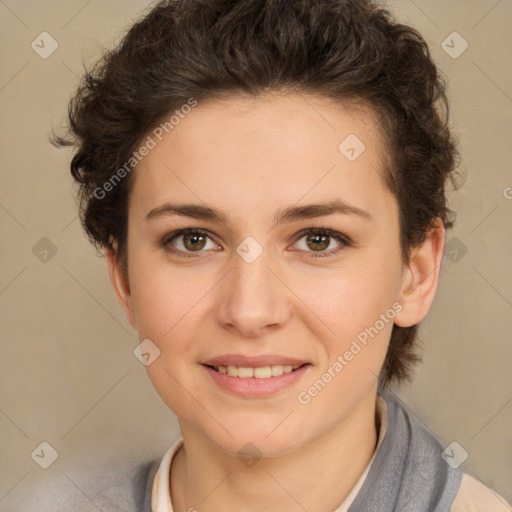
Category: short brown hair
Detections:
[{"x1": 51, "y1": 0, "x2": 463, "y2": 386}]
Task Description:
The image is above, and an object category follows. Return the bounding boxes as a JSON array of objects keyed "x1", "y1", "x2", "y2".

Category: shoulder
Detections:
[
  {"x1": 450, "y1": 473, "x2": 511, "y2": 512},
  {"x1": 96, "y1": 457, "x2": 161, "y2": 511},
  {"x1": 142, "y1": 458, "x2": 162, "y2": 511}
]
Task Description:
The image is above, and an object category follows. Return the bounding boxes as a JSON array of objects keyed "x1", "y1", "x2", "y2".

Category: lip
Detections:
[
  {"x1": 201, "y1": 362, "x2": 312, "y2": 398},
  {"x1": 202, "y1": 354, "x2": 309, "y2": 367}
]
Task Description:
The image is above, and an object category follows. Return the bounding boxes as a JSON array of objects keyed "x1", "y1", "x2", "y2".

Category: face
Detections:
[{"x1": 108, "y1": 92, "x2": 442, "y2": 457}]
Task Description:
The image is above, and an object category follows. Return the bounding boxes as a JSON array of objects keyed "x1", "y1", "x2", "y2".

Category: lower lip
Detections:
[{"x1": 202, "y1": 364, "x2": 311, "y2": 398}]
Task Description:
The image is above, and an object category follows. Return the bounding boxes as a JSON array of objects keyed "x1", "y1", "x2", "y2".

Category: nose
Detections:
[{"x1": 215, "y1": 245, "x2": 291, "y2": 338}]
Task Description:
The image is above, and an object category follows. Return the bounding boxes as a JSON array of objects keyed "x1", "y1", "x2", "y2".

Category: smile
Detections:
[
  {"x1": 207, "y1": 364, "x2": 305, "y2": 378},
  {"x1": 201, "y1": 362, "x2": 311, "y2": 398}
]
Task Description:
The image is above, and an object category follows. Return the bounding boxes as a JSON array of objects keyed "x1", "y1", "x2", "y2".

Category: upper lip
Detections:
[{"x1": 202, "y1": 354, "x2": 310, "y2": 367}]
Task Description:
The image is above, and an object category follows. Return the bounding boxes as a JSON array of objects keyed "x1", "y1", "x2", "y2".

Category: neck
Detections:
[{"x1": 171, "y1": 390, "x2": 379, "y2": 512}]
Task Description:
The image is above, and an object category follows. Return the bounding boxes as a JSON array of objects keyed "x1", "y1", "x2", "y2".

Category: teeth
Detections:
[
  {"x1": 254, "y1": 366, "x2": 271, "y2": 378},
  {"x1": 271, "y1": 365, "x2": 284, "y2": 376},
  {"x1": 237, "y1": 367, "x2": 254, "y2": 378},
  {"x1": 215, "y1": 364, "x2": 302, "y2": 378}
]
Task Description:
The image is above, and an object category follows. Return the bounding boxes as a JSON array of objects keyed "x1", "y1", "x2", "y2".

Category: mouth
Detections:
[
  {"x1": 200, "y1": 357, "x2": 312, "y2": 398},
  {"x1": 203, "y1": 363, "x2": 309, "y2": 379}
]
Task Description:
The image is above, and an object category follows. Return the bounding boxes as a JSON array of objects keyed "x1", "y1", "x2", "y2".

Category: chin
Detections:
[{"x1": 199, "y1": 419, "x2": 309, "y2": 460}]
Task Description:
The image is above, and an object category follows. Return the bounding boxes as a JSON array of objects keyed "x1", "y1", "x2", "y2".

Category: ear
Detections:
[
  {"x1": 394, "y1": 218, "x2": 445, "y2": 328},
  {"x1": 106, "y1": 243, "x2": 137, "y2": 330}
]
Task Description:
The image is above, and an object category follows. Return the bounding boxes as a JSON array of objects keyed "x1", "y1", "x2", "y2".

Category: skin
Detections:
[{"x1": 107, "y1": 92, "x2": 445, "y2": 512}]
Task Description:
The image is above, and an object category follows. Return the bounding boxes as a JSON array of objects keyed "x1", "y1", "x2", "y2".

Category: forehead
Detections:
[{"x1": 130, "y1": 93, "x2": 395, "y2": 227}]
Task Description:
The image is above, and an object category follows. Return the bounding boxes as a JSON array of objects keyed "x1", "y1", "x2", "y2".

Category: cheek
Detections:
[
  {"x1": 295, "y1": 274, "x2": 395, "y2": 412},
  {"x1": 301, "y1": 259, "x2": 397, "y2": 335},
  {"x1": 128, "y1": 250, "x2": 206, "y2": 340},
  {"x1": 301, "y1": 258, "x2": 399, "y2": 379},
  {"x1": 128, "y1": 259, "x2": 209, "y2": 411}
]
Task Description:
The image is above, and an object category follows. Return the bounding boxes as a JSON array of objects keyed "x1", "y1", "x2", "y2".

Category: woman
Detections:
[{"x1": 52, "y1": 0, "x2": 511, "y2": 510}]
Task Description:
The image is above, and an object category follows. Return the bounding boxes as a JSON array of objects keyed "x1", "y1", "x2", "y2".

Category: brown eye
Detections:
[
  {"x1": 181, "y1": 232, "x2": 207, "y2": 251},
  {"x1": 306, "y1": 232, "x2": 330, "y2": 251},
  {"x1": 293, "y1": 228, "x2": 351, "y2": 258},
  {"x1": 162, "y1": 228, "x2": 218, "y2": 256}
]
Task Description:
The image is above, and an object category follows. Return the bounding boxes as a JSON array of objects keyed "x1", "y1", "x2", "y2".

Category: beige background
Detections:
[{"x1": 0, "y1": 0, "x2": 511, "y2": 509}]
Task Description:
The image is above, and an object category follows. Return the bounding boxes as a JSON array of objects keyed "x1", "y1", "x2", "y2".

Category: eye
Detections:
[
  {"x1": 292, "y1": 227, "x2": 352, "y2": 258},
  {"x1": 161, "y1": 228, "x2": 219, "y2": 257},
  {"x1": 161, "y1": 226, "x2": 352, "y2": 258}
]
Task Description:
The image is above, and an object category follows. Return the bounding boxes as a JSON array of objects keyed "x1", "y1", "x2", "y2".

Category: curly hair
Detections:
[{"x1": 51, "y1": 0, "x2": 463, "y2": 386}]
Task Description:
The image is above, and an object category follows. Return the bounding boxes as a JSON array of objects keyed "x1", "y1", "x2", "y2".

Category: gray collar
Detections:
[{"x1": 348, "y1": 390, "x2": 462, "y2": 512}]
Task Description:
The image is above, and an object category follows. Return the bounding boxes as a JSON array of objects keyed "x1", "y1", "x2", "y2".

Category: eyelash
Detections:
[{"x1": 160, "y1": 226, "x2": 352, "y2": 258}]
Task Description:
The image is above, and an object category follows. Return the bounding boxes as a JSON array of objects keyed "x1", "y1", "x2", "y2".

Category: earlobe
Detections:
[
  {"x1": 394, "y1": 218, "x2": 445, "y2": 328},
  {"x1": 106, "y1": 244, "x2": 137, "y2": 330}
]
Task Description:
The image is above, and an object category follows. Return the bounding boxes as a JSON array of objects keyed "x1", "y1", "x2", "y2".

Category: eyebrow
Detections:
[{"x1": 145, "y1": 198, "x2": 374, "y2": 227}]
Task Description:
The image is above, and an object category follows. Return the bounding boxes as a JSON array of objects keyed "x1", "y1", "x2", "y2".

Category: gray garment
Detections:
[
  {"x1": 138, "y1": 390, "x2": 462, "y2": 512},
  {"x1": 348, "y1": 390, "x2": 462, "y2": 512},
  {"x1": 143, "y1": 458, "x2": 160, "y2": 511}
]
